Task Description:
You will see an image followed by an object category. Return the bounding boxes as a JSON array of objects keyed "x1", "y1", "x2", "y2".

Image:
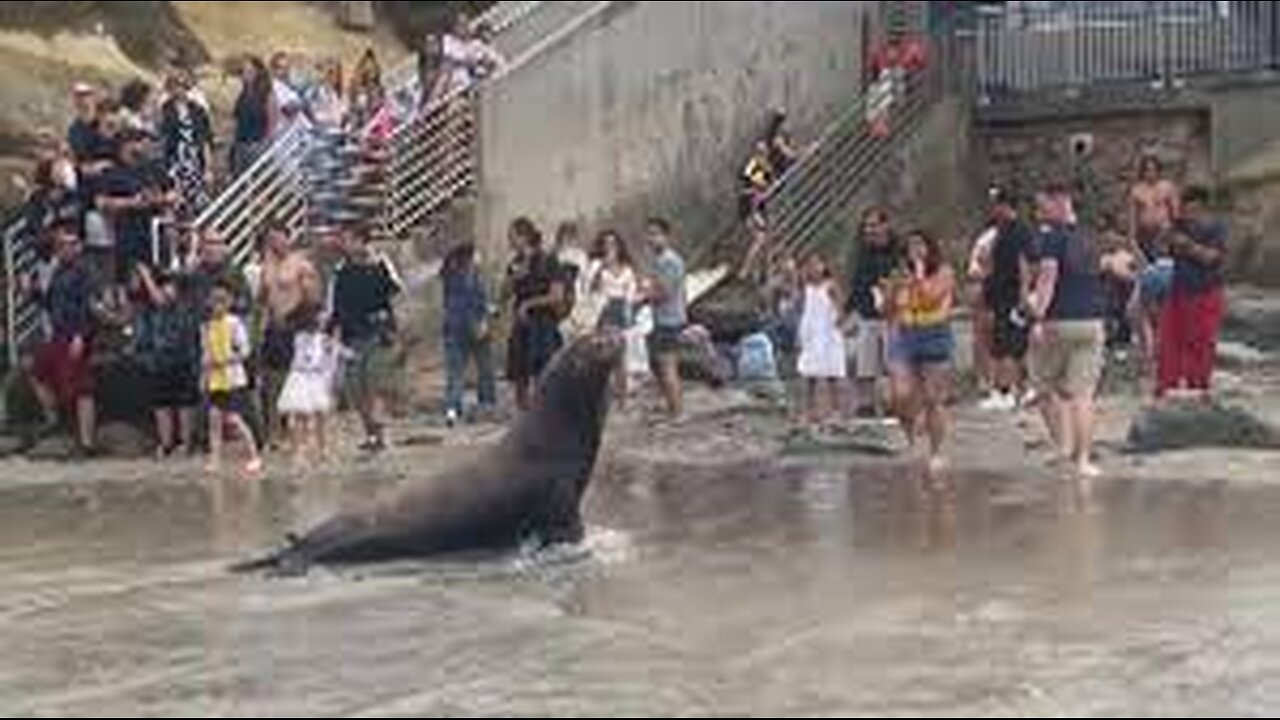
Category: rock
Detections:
[
  {"x1": 400, "y1": 432, "x2": 445, "y2": 448},
  {"x1": 94, "y1": 359, "x2": 157, "y2": 427},
  {"x1": 97, "y1": 422, "x2": 153, "y2": 460},
  {"x1": 1216, "y1": 340, "x2": 1268, "y2": 368},
  {"x1": 743, "y1": 380, "x2": 789, "y2": 405},
  {"x1": 26, "y1": 435, "x2": 78, "y2": 462},
  {"x1": 2, "y1": 370, "x2": 45, "y2": 431},
  {"x1": 781, "y1": 422, "x2": 906, "y2": 458},
  {"x1": 688, "y1": 276, "x2": 770, "y2": 344},
  {"x1": 677, "y1": 326, "x2": 733, "y2": 389},
  {"x1": 1126, "y1": 400, "x2": 1280, "y2": 454},
  {"x1": 0, "y1": 434, "x2": 28, "y2": 458}
]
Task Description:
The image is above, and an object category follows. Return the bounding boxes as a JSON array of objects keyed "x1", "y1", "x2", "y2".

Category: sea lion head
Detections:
[{"x1": 535, "y1": 332, "x2": 625, "y2": 431}]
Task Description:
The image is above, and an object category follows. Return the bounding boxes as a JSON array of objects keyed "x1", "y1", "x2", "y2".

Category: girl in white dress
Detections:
[
  {"x1": 797, "y1": 254, "x2": 848, "y2": 423},
  {"x1": 278, "y1": 308, "x2": 340, "y2": 466}
]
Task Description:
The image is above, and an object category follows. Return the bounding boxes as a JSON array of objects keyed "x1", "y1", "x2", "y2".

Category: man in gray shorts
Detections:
[
  {"x1": 847, "y1": 208, "x2": 901, "y2": 416},
  {"x1": 643, "y1": 217, "x2": 687, "y2": 419}
]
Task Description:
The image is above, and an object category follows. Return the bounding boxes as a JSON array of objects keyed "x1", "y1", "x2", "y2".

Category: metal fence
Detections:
[{"x1": 977, "y1": 1, "x2": 1280, "y2": 100}]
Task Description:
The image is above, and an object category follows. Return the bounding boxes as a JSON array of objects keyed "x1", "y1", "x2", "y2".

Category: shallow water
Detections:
[{"x1": 1, "y1": 449, "x2": 1278, "y2": 717}]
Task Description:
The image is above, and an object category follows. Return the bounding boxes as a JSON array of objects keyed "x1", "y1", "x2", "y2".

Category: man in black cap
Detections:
[{"x1": 979, "y1": 186, "x2": 1035, "y2": 412}]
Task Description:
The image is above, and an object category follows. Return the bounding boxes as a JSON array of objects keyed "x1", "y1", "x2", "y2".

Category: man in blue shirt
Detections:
[
  {"x1": 643, "y1": 217, "x2": 687, "y2": 420},
  {"x1": 441, "y1": 242, "x2": 496, "y2": 426},
  {"x1": 1026, "y1": 184, "x2": 1105, "y2": 479}
]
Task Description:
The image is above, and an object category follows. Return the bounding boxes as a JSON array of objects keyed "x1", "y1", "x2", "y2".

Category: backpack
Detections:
[
  {"x1": 737, "y1": 332, "x2": 779, "y2": 381},
  {"x1": 552, "y1": 259, "x2": 579, "y2": 324}
]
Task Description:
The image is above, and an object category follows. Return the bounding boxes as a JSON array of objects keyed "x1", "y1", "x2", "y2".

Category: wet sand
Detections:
[{"x1": 2, "y1": 378, "x2": 1280, "y2": 717}]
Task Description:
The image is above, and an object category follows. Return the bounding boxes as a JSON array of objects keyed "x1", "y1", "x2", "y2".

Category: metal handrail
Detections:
[
  {"x1": 3, "y1": 217, "x2": 44, "y2": 369},
  {"x1": 191, "y1": 0, "x2": 550, "y2": 263},
  {"x1": 712, "y1": 37, "x2": 944, "y2": 274},
  {"x1": 386, "y1": 0, "x2": 613, "y2": 238},
  {"x1": 768, "y1": 63, "x2": 942, "y2": 259}
]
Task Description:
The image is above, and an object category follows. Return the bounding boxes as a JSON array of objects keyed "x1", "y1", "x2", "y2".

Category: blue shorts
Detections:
[
  {"x1": 1139, "y1": 261, "x2": 1174, "y2": 307},
  {"x1": 890, "y1": 324, "x2": 955, "y2": 368}
]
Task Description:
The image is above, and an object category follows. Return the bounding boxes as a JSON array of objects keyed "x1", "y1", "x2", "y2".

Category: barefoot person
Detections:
[
  {"x1": 885, "y1": 230, "x2": 956, "y2": 471},
  {"x1": 1027, "y1": 184, "x2": 1106, "y2": 479}
]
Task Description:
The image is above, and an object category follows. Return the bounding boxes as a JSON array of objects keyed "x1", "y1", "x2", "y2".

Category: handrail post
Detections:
[{"x1": 4, "y1": 222, "x2": 17, "y2": 372}]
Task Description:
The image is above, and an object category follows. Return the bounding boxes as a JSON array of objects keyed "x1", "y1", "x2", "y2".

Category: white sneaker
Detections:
[
  {"x1": 1019, "y1": 389, "x2": 1041, "y2": 409},
  {"x1": 927, "y1": 454, "x2": 949, "y2": 474},
  {"x1": 445, "y1": 409, "x2": 459, "y2": 428},
  {"x1": 979, "y1": 393, "x2": 1016, "y2": 412}
]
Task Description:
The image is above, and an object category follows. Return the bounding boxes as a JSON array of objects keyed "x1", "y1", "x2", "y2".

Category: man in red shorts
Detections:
[{"x1": 30, "y1": 222, "x2": 99, "y2": 454}]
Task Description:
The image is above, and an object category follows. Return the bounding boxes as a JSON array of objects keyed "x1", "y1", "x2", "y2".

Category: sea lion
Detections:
[{"x1": 234, "y1": 333, "x2": 623, "y2": 575}]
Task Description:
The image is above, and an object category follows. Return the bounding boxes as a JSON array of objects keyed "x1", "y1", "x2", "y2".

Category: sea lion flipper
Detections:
[
  {"x1": 228, "y1": 540, "x2": 313, "y2": 577},
  {"x1": 536, "y1": 477, "x2": 587, "y2": 547}
]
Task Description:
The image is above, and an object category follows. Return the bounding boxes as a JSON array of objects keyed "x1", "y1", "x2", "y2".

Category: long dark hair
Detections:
[
  {"x1": 243, "y1": 55, "x2": 272, "y2": 107},
  {"x1": 906, "y1": 229, "x2": 945, "y2": 277},
  {"x1": 31, "y1": 158, "x2": 56, "y2": 192},
  {"x1": 765, "y1": 109, "x2": 788, "y2": 142},
  {"x1": 1138, "y1": 154, "x2": 1162, "y2": 181},
  {"x1": 510, "y1": 217, "x2": 543, "y2": 253},
  {"x1": 443, "y1": 242, "x2": 476, "y2": 275},
  {"x1": 355, "y1": 49, "x2": 383, "y2": 95},
  {"x1": 120, "y1": 79, "x2": 152, "y2": 114},
  {"x1": 257, "y1": 218, "x2": 291, "y2": 254},
  {"x1": 592, "y1": 229, "x2": 632, "y2": 267}
]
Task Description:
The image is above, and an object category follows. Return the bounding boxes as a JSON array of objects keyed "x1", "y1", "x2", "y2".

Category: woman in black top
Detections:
[
  {"x1": 504, "y1": 217, "x2": 565, "y2": 411},
  {"x1": 230, "y1": 56, "x2": 275, "y2": 177},
  {"x1": 159, "y1": 71, "x2": 214, "y2": 227}
]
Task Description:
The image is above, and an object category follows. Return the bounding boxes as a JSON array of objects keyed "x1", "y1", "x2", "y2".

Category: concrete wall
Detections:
[{"x1": 475, "y1": 0, "x2": 878, "y2": 258}]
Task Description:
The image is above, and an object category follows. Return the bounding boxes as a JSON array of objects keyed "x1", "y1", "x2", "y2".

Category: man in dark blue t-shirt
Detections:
[
  {"x1": 1026, "y1": 184, "x2": 1105, "y2": 479},
  {"x1": 1158, "y1": 186, "x2": 1227, "y2": 399},
  {"x1": 96, "y1": 130, "x2": 176, "y2": 283}
]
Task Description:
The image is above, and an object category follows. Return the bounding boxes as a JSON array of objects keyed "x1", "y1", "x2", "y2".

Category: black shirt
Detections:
[
  {"x1": 985, "y1": 219, "x2": 1034, "y2": 310},
  {"x1": 160, "y1": 98, "x2": 214, "y2": 171},
  {"x1": 848, "y1": 239, "x2": 902, "y2": 319},
  {"x1": 331, "y1": 255, "x2": 402, "y2": 343},
  {"x1": 234, "y1": 90, "x2": 271, "y2": 144},
  {"x1": 101, "y1": 162, "x2": 167, "y2": 254},
  {"x1": 68, "y1": 119, "x2": 113, "y2": 164},
  {"x1": 508, "y1": 250, "x2": 563, "y2": 323},
  {"x1": 185, "y1": 262, "x2": 253, "y2": 320}
]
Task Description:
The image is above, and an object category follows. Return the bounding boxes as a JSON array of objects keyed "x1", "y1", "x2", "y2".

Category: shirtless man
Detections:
[
  {"x1": 258, "y1": 222, "x2": 322, "y2": 448},
  {"x1": 1129, "y1": 155, "x2": 1180, "y2": 262},
  {"x1": 1128, "y1": 156, "x2": 1180, "y2": 389}
]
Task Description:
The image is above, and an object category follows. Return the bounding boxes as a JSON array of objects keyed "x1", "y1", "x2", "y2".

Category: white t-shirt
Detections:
[
  {"x1": 274, "y1": 78, "x2": 305, "y2": 121},
  {"x1": 968, "y1": 225, "x2": 998, "y2": 279},
  {"x1": 598, "y1": 264, "x2": 637, "y2": 302},
  {"x1": 439, "y1": 34, "x2": 474, "y2": 97}
]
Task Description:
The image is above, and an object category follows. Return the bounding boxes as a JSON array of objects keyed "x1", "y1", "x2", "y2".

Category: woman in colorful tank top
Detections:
[{"x1": 883, "y1": 229, "x2": 957, "y2": 473}]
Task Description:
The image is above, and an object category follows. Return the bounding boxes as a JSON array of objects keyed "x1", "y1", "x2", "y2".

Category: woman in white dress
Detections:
[{"x1": 797, "y1": 253, "x2": 848, "y2": 424}]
